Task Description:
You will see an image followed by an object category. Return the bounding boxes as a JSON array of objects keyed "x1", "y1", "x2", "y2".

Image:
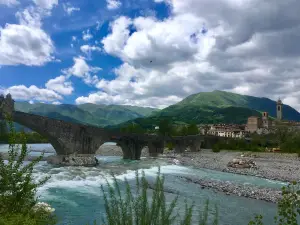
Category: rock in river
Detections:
[{"x1": 47, "y1": 154, "x2": 99, "y2": 167}]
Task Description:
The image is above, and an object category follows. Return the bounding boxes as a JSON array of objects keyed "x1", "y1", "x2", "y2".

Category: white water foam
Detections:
[{"x1": 35, "y1": 164, "x2": 189, "y2": 198}]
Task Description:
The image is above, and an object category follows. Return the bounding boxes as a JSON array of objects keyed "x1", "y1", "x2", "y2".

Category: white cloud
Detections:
[
  {"x1": 62, "y1": 56, "x2": 102, "y2": 85},
  {"x1": 106, "y1": 0, "x2": 121, "y2": 10},
  {"x1": 0, "y1": 0, "x2": 19, "y2": 7},
  {"x1": 45, "y1": 75, "x2": 74, "y2": 95},
  {"x1": 32, "y1": 0, "x2": 58, "y2": 10},
  {"x1": 0, "y1": 23, "x2": 54, "y2": 66},
  {"x1": 80, "y1": 45, "x2": 101, "y2": 55},
  {"x1": 82, "y1": 29, "x2": 93, "y2": 41},
  {"x1": 75, "y1": 91, "x2": 181, "y2": 109},
  {"x1": 52, "y1": 101, "x2": 62, "y2": 105},
  {"x1": 101, "y1": 16, "x2": 132, "y2": 57},
  {"x1": 63, "y1": 3, "x2": 80, "y2": 15},
  {"x1": 73, "y1": 0, "x2": 300, "y2": 111},
  {"x1": 4, "y1": 85, "x2": 62, "y2": 102},
  {"x1": 16, "y1": 6, "x2": 43, "y2": 28}
]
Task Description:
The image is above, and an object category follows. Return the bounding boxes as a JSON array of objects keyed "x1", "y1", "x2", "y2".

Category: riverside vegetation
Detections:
[
  {"x1": 1, "y1": 118, "x2": 300, "y2": 224},
  {"x1": 0, "y1": 120, "x2": 48, "y2": 144}
]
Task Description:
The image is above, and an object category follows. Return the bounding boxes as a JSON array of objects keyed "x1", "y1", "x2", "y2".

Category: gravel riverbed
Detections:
[
  {"x1": 166, "y1": 149, "x2": 300, "y2": 183},
  {"x1": 97, "y1": 146, "x2": 299, "y2": 202}
]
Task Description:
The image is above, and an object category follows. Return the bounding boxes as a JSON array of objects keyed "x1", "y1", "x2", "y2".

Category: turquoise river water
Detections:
[{"x1": 0, "y1": 144, "x2": 287, "y2": 225}]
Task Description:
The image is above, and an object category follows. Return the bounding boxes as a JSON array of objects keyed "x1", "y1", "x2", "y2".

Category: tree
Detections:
[
  {"x1": 0, "y1": 120, "x2": 7, "y2": 142},
  {"x1": 120, "y1": 123, "x2": 145, "y2": 134},
  {"x1": 158, "y1": 119, "x2": 173, "y2": 136},
  {"x1": 0, "y1": 117, "x2": 56, "y2": 224},
  {"x1": 187, "y1": 123, "x2": 199, "y2": 135}
]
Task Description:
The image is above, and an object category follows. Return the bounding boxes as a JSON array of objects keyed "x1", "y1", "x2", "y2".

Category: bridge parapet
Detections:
[{"x1": 0, "y1": 94, "x2": 14, "y2": 118}]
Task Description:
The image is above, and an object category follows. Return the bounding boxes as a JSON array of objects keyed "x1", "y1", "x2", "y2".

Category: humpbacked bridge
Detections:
[{"x1": 0, "y1": 94, "x2": 223, "y2": 160}]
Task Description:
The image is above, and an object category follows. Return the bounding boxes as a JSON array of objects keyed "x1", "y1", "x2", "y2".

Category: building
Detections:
[
  {"x1": 207, "y1": 124, "x2": 246, "y2": 138},
  {"x1": 245, "y1": 116, "x2": 262, "y2": 133},
  {"x1": 277, "y1": 98, "x2": 283, "y2": 121},
  {"x1": 245, "y1": 98, "x2": 299, "y2": 134}
]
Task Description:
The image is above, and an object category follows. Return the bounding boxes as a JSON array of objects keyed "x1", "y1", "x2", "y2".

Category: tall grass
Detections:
[{"x1": 94, "y1": 168, "x2": 218, "y2": 225}]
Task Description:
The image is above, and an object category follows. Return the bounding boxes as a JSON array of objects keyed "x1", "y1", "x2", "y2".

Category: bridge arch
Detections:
[{"x1": 1, "y1": 94, "x2": 224, "y2": 160}]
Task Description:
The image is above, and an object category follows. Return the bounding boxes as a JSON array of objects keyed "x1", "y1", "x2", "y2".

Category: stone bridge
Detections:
[{"x1": 0, "y1": 94, "x2": 223, "y2": 160}]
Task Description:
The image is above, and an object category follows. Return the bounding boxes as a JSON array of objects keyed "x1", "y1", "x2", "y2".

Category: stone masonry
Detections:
[{"x1": 0, "y1": 94, "x2": 224, "y2": 160}]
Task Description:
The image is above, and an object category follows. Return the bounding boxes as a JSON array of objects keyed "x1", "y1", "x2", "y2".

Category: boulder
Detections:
[
  {"x1": 47, "y1": 154, "x2": 99, "y2": 167},
  {"x1": 227, "y1": 158, "x2": 257, "y2": 169}
]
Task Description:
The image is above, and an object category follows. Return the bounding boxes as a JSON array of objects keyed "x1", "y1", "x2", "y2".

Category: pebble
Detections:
[{"x1": 178, "y1": 176, "x2": 282, "y2": 203}]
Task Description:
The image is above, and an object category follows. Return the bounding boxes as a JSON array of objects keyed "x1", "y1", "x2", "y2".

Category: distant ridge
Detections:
[
  {"x1": 109, "y1": 90, "x2": 300, "y2": 129},
  {"x1": 8, "y1": 90, "x2": 300, "y2": 132}
]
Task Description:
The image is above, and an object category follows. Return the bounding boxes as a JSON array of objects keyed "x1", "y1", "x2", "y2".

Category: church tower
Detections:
[{"x1": 276, "y1": 98, "x2": 283, "y2": 121}]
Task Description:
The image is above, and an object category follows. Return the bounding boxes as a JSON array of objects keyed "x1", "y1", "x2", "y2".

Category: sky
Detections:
[{"x1": 0, "y1": 0, "x2": 300, "y2": 110}]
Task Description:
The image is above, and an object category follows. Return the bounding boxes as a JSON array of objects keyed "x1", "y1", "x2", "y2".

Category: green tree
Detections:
[
  {"x1": 187, "y1": 123, "x2": 199, "y2": 135},
  {"x1": 0, "y1": 120, "x2": 8, "y2": 142},
  {"x1": 0, "y1": 116, "x2": 56, "y2": 224},
  {"x1": 158, "y1": 119, "x2": 173, "y2": 136},
  {"x1": 120, "y1": 123, "x2": 145, "y2": 134}
]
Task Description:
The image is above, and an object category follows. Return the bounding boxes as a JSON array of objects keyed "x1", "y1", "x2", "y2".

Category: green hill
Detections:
[
  {"x1": 108, "y1": 90, "x2": 300, "y2": 129},
  {"x1": 152, "y1": 90, "x2": 300, "y2": 121},
  {"x1": 7, "y1": 90, "x2": 300, "y2": 133},
  {"x1": 13, "y1": 102, "x2": 159, "y2": 128}
]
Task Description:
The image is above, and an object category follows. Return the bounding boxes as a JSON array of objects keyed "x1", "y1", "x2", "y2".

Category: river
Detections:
[{"x1": 0, "y1": 143, "x2": 286, "y2": 225}]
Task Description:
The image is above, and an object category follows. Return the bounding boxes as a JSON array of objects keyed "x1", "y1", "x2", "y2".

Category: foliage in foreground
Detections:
[
  {"x1": 249, "y1": 181, "x2": 300, "y2": 225},
  {"x1": 98, "y1": 169, "x2": 219, "y2": 225},
  {"x1": 0, "y1": 117, "x2": 56, "y2": 225}
]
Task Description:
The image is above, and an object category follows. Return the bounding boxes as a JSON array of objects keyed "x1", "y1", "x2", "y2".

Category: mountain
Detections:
[
  {"x1": 158, "y1": 90, "x2": 300, "y2": 121},
  {"x1": 108, "y1": 90, "x2": 300, "y2": 129},
  {"x1": 7, "y1": 90, "x2": 300, "y2": 133},
  {"x1": 11, "y1": 102, "x2": 159, "y2": 130}
]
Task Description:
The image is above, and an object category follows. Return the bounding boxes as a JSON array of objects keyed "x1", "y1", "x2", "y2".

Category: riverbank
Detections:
[{"x1": 163, "y1": 149, "x2": 300, "y2": 183}]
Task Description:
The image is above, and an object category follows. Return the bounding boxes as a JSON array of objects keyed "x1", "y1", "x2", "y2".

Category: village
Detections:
[{"x1": 198, "y1": 98, "x2": 300, "y2": 139}]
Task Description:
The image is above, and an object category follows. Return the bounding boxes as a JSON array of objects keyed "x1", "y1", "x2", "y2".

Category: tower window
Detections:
[{"x1": 278, "y1": 106, "x2": 280, "y2": 111}]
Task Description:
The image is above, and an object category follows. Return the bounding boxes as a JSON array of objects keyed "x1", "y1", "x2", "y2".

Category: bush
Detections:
[
  {"x1": 212, "y1": 144, "x2": 221, "y2": 153},
  {"x1": 166, "y1": 142, "x2": 174, "y2": 150},
  {"x1": 248, "y1": 181, "x2": 300, "y2": 225},
  {"x1": 0, "y1": 117, "x2": 56, "y2": 224},
  {"x1": 98, "y1": 169, "x2": 219, "y2": 225}
]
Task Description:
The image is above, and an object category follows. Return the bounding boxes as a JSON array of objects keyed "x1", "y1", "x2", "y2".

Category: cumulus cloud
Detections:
[
  {"x1": 45, "y1": 75, "x2": 74, "y2": 95},
  {"x1": 76, "y1": 91, "x2": 181, "y2": 109},
  {"x1": 0, "y1": 0, "x2": 19, "y2": 7},
  {"x1": 72, "y1": 0, "x2": 300, "y2": 111},
  {"x1": 62, "y1": 56, "x2": 102, "y2": 85},
  {"x1": 106, "y1": 0, "x2": 121, "y2": 10},
  {"x1": 32, "y1": 0, "x2": 58, "y2": 10},
  {"x1": 16, "y1": 6, "x2": 43, "y2": 28},
  {"x1": 63, "y1": 3, "x2": 80, "y2": 15},
  {"x1": 4, "y1": 85, "x2": 62, "y2": 102},
  {"x1": 0, "y1": 23, "x2": 54, "y2": 66}
]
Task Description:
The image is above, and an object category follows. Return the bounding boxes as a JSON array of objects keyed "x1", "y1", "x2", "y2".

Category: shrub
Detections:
[
  {"x1": 0, "y1": 117, "x2": 56, "y2": 224},
  {"x1": 98, "y1": 169, "x2": 219, "y2": 225},
  {"x1": 248, "y1": 181, "x2": 300, "y2": 225},
  {"x1": 166, "y1": 142, "x2": 174, "y2": 150},
  {"x1": 212, "y1": 144, "x2": 221, "y2": 153}
]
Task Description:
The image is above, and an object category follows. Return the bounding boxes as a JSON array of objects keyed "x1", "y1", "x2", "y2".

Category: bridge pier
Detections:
[
  {"x1": 189, "y1": 140, "x2": 202, "y2": 152},
  {"x1": 117, "y1": 138, "x2": 144, "y2": 160},
  {"x1": 148, "y1": 141, "x2": 164, "y2": 157},
  {"x1": 174, "y1": 140, "x2": 186, "y2": 153}
]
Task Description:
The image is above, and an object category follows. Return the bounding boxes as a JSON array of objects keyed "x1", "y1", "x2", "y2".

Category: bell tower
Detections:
[{"x1": 276, "y1": 98, "x2": 283, "y2": 121}]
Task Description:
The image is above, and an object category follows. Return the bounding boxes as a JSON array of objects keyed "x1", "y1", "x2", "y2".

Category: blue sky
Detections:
[{"x1": 1, "y1": 0, "x2": 300, "y2": 110}]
